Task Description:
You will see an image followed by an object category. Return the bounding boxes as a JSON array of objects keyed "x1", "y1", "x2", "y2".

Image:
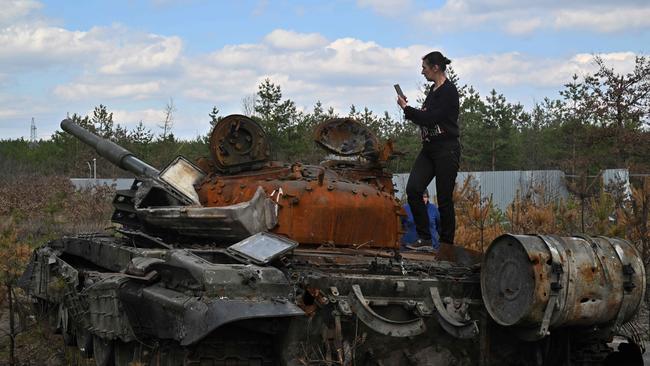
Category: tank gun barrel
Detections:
[{"x1": 61, "y1": 118, "x2": 159, "y2": 178}]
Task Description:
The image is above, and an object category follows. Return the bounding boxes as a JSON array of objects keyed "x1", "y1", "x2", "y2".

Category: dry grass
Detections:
[
  {"x1": 0, "y1": 174, "x2": 114, "y2": 365},
  {"x1": 454, "y1": 177, "x2": 504, "y2": 252},
  {"x1": 452, "y1": 176, "x2": 650, "y2": 262},
  {"x1": 0, "y1": 174, "x2": 115, "y2": 243}
]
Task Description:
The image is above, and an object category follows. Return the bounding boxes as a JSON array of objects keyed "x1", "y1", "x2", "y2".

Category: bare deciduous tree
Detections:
[
  {"x1": 159, "y1": 97, "x2": 176, "y2": 140},
  {"x1": 241, "y1": 94, "x2": 257, "y2": 117}
]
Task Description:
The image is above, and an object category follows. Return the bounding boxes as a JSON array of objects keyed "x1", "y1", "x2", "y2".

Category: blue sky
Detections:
[{"x1": 1, "y1": 0, "x2": 648, "y2": 140}]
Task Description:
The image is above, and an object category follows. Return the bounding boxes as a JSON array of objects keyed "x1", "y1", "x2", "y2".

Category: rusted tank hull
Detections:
[
  {"x1": 22, "y1": 232, "x2": 648, "y2": 365},
  {"x1": 22, "y1": 235, "x2": 482, "y2": 365}
]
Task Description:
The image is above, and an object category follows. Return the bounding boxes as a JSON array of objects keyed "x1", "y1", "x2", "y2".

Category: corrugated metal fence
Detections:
[
  {"x1": 71, "y1": 178, "x2": 133, "y2": 190},
  {"x1": 71, "y1": 169, "x2": 630, "y2": 212},
  {"x1": 393, "y1": 169, "x2": 630, "y2": 211}
]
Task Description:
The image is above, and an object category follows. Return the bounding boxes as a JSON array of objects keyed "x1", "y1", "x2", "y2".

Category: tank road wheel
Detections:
[
  {"x1": 76, "y1": 330, "x2": 94, "y2": 358},
  {"x1": 60, "y1": 308, "x2": 77, "y2": 346},
  {"x1": 34, "y1": 299, "x2": 60, "y2": 334},
  {"x1": 113, "y1": 341, "x2": 137, "y2": 366},
  {"x1": 184, "y1": 325, "x2": 278, "y2": 365},
  {"x1": 154, "y1": 342, "x2": 186, "y2": 366},
  {"x1": 93, "y1": 335, "x2": 115, "y2": 366},
  {"x1": 62, "y1": 321, "x2": 75, "y2": 347}
]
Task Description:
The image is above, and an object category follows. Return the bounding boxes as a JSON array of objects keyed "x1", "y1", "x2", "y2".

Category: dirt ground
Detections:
[
  {"x1": 2, "y1": 299, "x2": 650, "y2": 365},
  {"x1": 0, "y1": 304, "x2": 62, "y2": 365}
]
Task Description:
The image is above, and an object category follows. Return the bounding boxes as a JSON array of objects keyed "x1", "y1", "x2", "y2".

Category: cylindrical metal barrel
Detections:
[
  {"x1": 481, "y1": 234, "x2": 646, "y2": 329},
  {"x1": 61, "y1": 119, "x2": 159, "y2": 178}
]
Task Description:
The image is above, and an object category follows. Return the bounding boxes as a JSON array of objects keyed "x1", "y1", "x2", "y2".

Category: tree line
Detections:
[{"x1": 1, "y1": 55, "x2": 648, "y2": 179}]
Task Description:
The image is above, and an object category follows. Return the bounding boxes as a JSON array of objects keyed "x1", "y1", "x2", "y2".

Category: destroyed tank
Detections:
[{"x1": 20, "y1": 114, "x2": 647, "y2": 365}]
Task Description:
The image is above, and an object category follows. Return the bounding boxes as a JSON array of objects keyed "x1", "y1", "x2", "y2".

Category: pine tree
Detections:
[
  {"x1": 129, "y1": 121, "x2": 154, "y2": 144},
  {"x1": 209, "y1": 106, "x2": 221, "y2": 127},
  {"x1": 92, "y1": 104, "x2": 114, "y2": 138}
]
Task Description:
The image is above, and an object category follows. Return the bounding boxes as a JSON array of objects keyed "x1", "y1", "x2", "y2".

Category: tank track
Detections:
[{"x1": 62, "y1": 328, "x2": 278, "y2": 366}]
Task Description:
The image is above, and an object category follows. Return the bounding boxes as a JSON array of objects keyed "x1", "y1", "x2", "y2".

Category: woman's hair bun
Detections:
[{"x1": 422, "y1": 51, "x2": 451, "y2": 71}]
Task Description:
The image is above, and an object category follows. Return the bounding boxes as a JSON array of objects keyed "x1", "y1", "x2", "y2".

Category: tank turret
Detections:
[{"x1": 63, "y1": 114, "x2": 404, "y2": 248}]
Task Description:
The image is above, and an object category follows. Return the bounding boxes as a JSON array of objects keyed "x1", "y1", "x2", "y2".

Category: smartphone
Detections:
[{"x1": 394, "y1": 84, "x2": 406, "y2": 99}]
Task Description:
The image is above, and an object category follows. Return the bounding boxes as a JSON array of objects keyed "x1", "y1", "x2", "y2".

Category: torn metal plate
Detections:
[
  {"x1": 313, "y1": 118, "x2": 379, "y2": 156},
  {"x1": 159, "y1": 156, "x2": 206, "y2": 205},
  {"x1": 226, "y1": 232, "x2": 298, "y2": 265}
]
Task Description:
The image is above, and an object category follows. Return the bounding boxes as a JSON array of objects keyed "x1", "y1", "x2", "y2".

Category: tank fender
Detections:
[
  {"x1": 124, "y1": 256, "x2": 165, "y2": 277},
  {"x1": 180, "y1": 296, "x2": 304, "y2": 345},
  {"x1": 25, "y1": 247, "x2": 79, "y2": 302},
  {"x1": 119, "y1": 284, "x2": 303, "y2": 346},
  {"x1": 17, "y1": 251, "x2": 37, "y2": 291}
]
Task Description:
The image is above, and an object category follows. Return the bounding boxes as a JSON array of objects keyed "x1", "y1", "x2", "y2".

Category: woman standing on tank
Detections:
[{"x1": 397, "y1": 51, "x2": 460, "y2": 250}]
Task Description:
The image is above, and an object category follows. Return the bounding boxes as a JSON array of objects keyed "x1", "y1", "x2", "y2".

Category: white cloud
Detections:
[
  {"x1": 0, "y1": 0, "x2": 41, "y2": 25},
  {"x1": 0, "y1": 25, "x2": 104, "y2": 68},
  {"x1": 357, "y1": 0, "x2": 412, "y2": 16},
  {"x1": 505, "y1": 18, "x2": 542, "y2": 35},
  {"x1": 111, "y1": 109, "x2": 166, "y2": 129},
  {"x1": 208, "y1": 43, "x2": 266, "y2": 67},
  {"x1": 0, "y1": 23, "x2": 184, "y2": 76},
  {"x1": 416, "y1": 1, "x2": 650, "y2": 34},
  {"x1": 252, "y1": 0, "x2": 268, "y2": 16},
  {"x1": 182, "y1": 57, "x2": 261, "y2": 101},
  {"x1": 185, "y1": 33, "x2": 432, "y2": 107},
  {"x1": 418, "y1": 5, "x2": 499, "y2": 33},
  {"x1": 455, "y1": 52, "x2": 638, "y2": 90},
  {"x1": 578, "y1": 52, "x2": 637, "y2": 73},
  {"x1": 264, "y1": 29, "x2": 328, "y2": 50},
  {"x1": 0, "y1": 93, "x2": 65, "y2": 139},
  {"x1": 554, "y1": 7, "x2": 650, "y2": 32},
  {"x1": 42, "y1": 24, "x2": 640, "y2": 123},
  {"x1": 99, "y1": 35, "x2": 183, "y2": 75},
  {"x1": 0, "y1": 108, "x2": 21, "y2": 119},
  {"x1": 54, "y1": 81, "x2": 162, "y2": 100}
]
